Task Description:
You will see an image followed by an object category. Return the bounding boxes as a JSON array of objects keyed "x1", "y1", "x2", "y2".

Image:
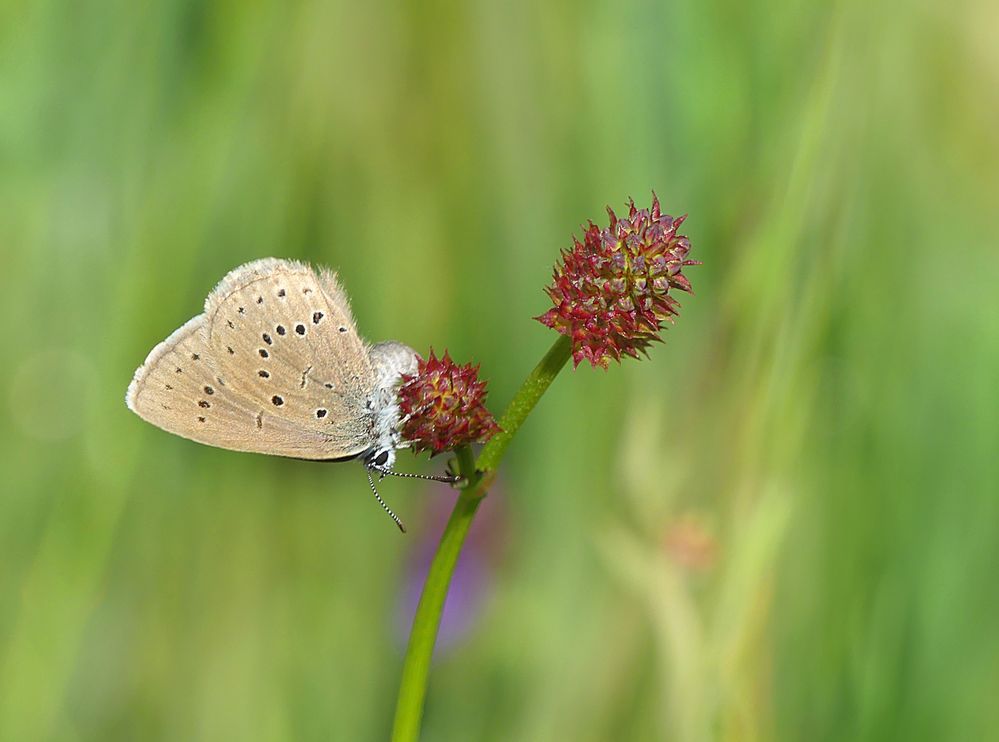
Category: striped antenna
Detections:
[
  {"x1": 366, "y1": 468, "x2": 406, "y2": 533},
  {"x1": 367, "y1": 464, "x2": 460, "y2": 484}
]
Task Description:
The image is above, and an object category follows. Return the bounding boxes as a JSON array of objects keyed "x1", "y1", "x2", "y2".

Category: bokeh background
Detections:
[{"x1": 2, "y1": 0, "x2": 998, "y2": 739}]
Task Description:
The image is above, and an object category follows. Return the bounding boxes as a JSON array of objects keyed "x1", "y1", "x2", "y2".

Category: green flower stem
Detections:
[
  {"x1": 475, "y1": 334, "x2": 572, "y2": 473},
  {"x1": 390, "y1": 334, "x2": 572, "y2": 742}
]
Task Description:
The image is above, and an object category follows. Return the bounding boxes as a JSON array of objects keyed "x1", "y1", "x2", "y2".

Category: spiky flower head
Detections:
[
  {"x1": 398, "y1": 350, "x2": 500, "y2": 456},
  {"x1": 536, "y1": 193, "x2": 698, "y2": 368}
]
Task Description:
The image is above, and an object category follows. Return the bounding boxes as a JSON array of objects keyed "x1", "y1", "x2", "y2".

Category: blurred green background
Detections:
[{"x1": 2, "y1": 0, "x2": 998, "y2": 739}]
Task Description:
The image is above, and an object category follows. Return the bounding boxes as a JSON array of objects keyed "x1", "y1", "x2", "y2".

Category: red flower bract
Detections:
[
  {"x1": 536, "y1": 193, "x2": 698, "y2": 368},
  {"x1": 398, "y1": 350, "x2": 500, "y2": 456}
]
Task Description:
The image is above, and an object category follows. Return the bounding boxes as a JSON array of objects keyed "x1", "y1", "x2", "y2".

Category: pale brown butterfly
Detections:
[{"x1": 126, "y1": 258, "x2": 454, "y2": 531}]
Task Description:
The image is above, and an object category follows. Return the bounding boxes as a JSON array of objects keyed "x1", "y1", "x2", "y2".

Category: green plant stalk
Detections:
[{"x1": 390, "y1": 334, "x2": 572, "y2": 742}]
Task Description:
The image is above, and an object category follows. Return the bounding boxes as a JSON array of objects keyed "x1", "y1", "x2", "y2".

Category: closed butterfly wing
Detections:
[{"x1": 127, "y1": 259, "x2": 377, "y2": 459}]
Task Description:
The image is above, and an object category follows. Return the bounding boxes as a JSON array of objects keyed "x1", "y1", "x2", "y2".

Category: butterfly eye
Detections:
[{"x1": 374, "y1": 450, "x2": 389, "y2": 466}]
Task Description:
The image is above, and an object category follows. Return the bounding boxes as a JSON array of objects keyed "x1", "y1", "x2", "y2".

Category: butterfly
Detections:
[{"x1": 126, "y1": 258, "x2": 454, "y2": 531}]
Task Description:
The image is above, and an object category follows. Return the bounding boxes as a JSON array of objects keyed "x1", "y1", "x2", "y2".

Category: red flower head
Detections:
[
  {"x1": 536, "y1": 193, "x2": 699, "y2": 368},
  {"x1": 398, "y1": 350, "x2": 501, "y2": 456}
]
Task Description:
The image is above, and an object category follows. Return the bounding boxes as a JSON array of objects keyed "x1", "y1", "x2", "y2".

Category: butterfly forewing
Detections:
[{"x1": 127, "y1": 259, "x2": 377, "y2": 459}]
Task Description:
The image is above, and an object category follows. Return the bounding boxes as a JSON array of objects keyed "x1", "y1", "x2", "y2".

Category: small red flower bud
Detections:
[
  {"x1": 398, "y1": 350, "x2": 501, "y2": 456},
  {"x1": 536, "y1": 193, "x2": 699, "y2": 368}
]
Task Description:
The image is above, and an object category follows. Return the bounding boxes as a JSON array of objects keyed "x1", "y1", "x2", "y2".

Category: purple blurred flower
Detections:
[{"x1": 396, "y1": 484, "x2": 507, "y2": 655}]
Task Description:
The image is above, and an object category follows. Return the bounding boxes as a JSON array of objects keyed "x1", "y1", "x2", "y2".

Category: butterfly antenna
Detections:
[
  {"x1": 366, "y1": 468, "x2": 406, "y2": 533},
  {"x1": 368, "y1": 465, "x2": 461, "y2": 485}
]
